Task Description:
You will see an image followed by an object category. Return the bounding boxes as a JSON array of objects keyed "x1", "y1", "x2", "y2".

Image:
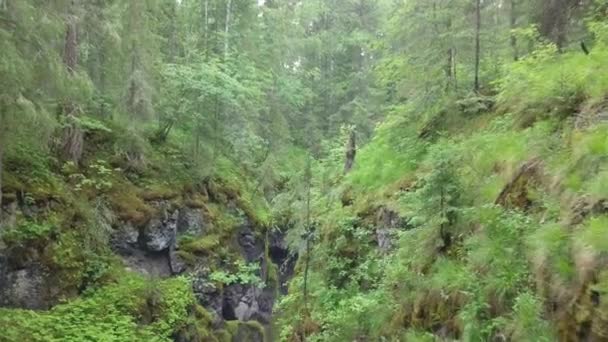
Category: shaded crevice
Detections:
[{"x1": 222, "y1": 296, "x2": 237, "y2": 321}]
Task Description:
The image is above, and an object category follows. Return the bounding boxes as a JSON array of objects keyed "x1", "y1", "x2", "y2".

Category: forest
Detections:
[{"x1": 1, "y1": 0, "x2": 608, "y2": 341}]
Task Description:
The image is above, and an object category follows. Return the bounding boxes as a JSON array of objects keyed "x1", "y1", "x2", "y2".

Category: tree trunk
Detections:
[
  {"x1": 204, "y1": 0, "x2": 209, "y2": 58},
  {"x1": 62, "y1": 0, "x2": 83, "y2": 164},
  {"x1": 168, "y1": 2, "x2": 177, "y2": 64},
  {"x1": 0, "y1": 108, "x2": 4, "y2": 223},
  {"x1": 303, "y1": 155, "x2": 312, "y2": 317},
  {"x1": 224, "y1": 0, "x2": 232, "y2": 60},
  {"x1": 510, "y1": 0, "x2": 519, "y2": 61},
  {"x1": 474, "y1": 0, "x2": 481, "y2": 93},
  {"x1": 344, "y1": 130, "x2": 356, "y2": 174},
  {"x1": 445, "y1": 15, "x2": 454, "y2": 92},
  {"x1": 63, "y1": 3, "x2": 78, "y2": 74},
  {"x1": 539, "y1": 0, "x2": 573, "y2": 51}
]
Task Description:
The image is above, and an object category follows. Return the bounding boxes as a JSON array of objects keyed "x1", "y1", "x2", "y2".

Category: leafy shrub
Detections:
[
  {"x1": 2, "y1": 220, "x2": 56, "y2": 246},
  {"x1": 210, "y1": 260, "x2": 265, "y2": 288},
  {"x1": 0, "y1": 275, "x2": 198, "y2": 342}
]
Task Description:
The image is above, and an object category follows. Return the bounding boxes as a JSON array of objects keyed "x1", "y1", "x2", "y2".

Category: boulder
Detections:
[
  {"x1": 269, "y1": 228, "x2": 296, "y2": 295},
  {"x1": 143, "y1": 208, "x2": 178, "y2": 252},
  {"x1": 121, "y1": 249, "x2": 172, "y2": 277},
  {"x1": 110, "y1": 222, "x2": 139, "y2": 254},
  {"x1": 237, "y1": 221, "x2": 263, "y2": 263},
  {"x1": 177, "y1": 208, "x2": 205, "y2": 237},
  {"x1": 375, "y1": 207, "x2": 403, "y2": 253},
  {"x1": 169, "y1": 247, "x2": 186, "y2": 275},
  {"x1": 223, "y1": 283, "x2": 275, "y2": 325},
  {"x1": 192, "y1": 267, "x2": 224, "y2": 328},
  {"x1": 0, "y1": 262, "x2": 50, "y2": 309}
]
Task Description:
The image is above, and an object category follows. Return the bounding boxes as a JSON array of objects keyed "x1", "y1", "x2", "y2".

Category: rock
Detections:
[
  {"x1": 376, "y1": 207, "x2": 402, "y2": 253},
  {"x1": 1, "y1": 201, "x2": 18, "y2": 231},
  {"x1": 192, "y1": 267, "x2": 224, "y2": 328},
  {"x1": 376, "y1": 227, "x2": 393, "y2": 252},
  {"x1": 169, "y1": 247, "x2": 186, "y2": 275},
  {"x1": 237, "y1": 221, "x2": 263, "y2": 263},
  {"x1": 143, "y1": 208, "x2": 178, "y2": 252},
  {"x1": 269, "y1": 228, "x2": 296, "y2": 295},
  {"x1": 177, "y1": 208, "x2": 205, "y2": 237},
  {"x1": 0, "y1": 263, "x2": 49, "y2": 309},
  {"x1": 121, "y1": 249, "x2": 172, "y2": 277},
  {"x1": 110, "y1": 223, "x2": 140, "y2": 254},
  {"x1": 224, "y1": 283, "x2": 274, "y2": 324}
]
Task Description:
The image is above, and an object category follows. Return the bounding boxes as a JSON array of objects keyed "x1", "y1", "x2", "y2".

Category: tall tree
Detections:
[
  {"x1": 60, "y1": 0, "x2": 84, "y2": 163},
  {"x1": 510, "y1": 0, "x2": 519, "y2": 60},
  {"x1": 474, "y1": 0, "x2": 481, "y2": 92}
]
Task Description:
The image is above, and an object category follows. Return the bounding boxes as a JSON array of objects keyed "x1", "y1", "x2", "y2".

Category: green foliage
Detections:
[
  {"x1": 347, "y1": 106, "x2": 427, "y2": 192},
  {"x1": 579, "y1": 215, "x2": 608, "y2": 254},
  {"x1": 62, "y1": 160, "x2": 114, "y2": 192},
  {"x1": 0, "y1": 276, "x2": 197, "y2": 342},
  {"x1": 210, "y1": 260, "x2": 265, "y2": 288},
  {"x1": 2, "y1": 220, "x2": 56, "y2": 246},
  {"x1": 1, "y1": 1, "x2": 608, "y2": 341},
  {"x1": 507, "y1": 292, "x2": 555, "y2": 342},
  {"x1": 498, "y1": 39, "x2": 608, "y2": 121}
]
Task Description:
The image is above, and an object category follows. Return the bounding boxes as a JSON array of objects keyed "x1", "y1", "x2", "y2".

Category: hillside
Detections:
[{"x1": 1, "y1": 1, "x2": 608, "y2": 341}]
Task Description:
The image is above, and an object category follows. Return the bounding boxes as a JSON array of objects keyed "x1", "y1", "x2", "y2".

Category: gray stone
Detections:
[
  {"x1": 177, "y1": 208, "x2": 205, "y2": 237},
  {"x1": 375, "y1": 207, "x2": 403, "y2": 253},
  {"x1": 121, "y1": 249, "x2": 172, "y2": 277},
  {"x1": 143, "y1": 209, "x2": 178, "y2": 252},
  {"x1": 0, "y1": 263, "x2": 49, "y2": 309},
  {"x1": 224, "y1": 283, "x2": 274, "y2": 325},
  {"x1": 237, "y1": 221, "x2": 263, "y2": 263},
  {"x1": 169, "y1": 247, "x2": 186, "y2": 275},
  {"x1": 269, "y1": 228, "x2": 296, "y2": 295},
  {"x1": 1, "y1": 202, "x2": 18, "y2": 231},
  {"x1": 192, "y1": 267, "x2": 224, "y2": 327},
  {"x1": 110, "y1": 222, "x2": 140, "y2": 254}
]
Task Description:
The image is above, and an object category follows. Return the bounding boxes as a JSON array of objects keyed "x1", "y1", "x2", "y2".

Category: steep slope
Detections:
[
  {"x1": 275, "y1": 23, "x2": 608, "y2": 342},
  {"x1": 0, "y1": 120, "x2": 300, "y2": 341}
]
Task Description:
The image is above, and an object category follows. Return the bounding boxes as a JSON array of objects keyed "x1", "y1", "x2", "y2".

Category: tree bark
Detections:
[
  {"x1": 510, "y1": 0, "x2": 519, "y2": 61},
  {"x1": 0, "y1": 108, "x2": 4, "y2": 223},
  {"x1": 63, "y1": 2, "x2": 78, "y2": 75},
  {"x1": 539, "y1": 0, "x2": 574, "y2": 51},
  {"x1": 344, "y1": 130, "x2": 356, "y2": 174},
  {"x1": 303, "y1": 155, "x2": 312, "y2": 317},
  {"x1": 445, "y1": 14, "x2": 454, "y2": 92},
  {"x1": 62, "y1": 0, "x2": 83, "y2": 164},
  {"x1": 224, "y1": 0, "x2": 232, "y2": 60},
  {"x1": 204, "y1": 0, "x2": 209, "y2": 58},
  {"x1": 474, "y1": 0, "x2": 481, "y2": 93},
  {"x1": 168, "y1": 1, "x2": 177, "y2": 64}
]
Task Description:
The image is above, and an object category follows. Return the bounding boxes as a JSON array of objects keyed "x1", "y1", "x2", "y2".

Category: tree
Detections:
[
  {"x1": 60, "y1": 0, "x2": 85, "y2": 163},
  {"x1": 344, "y1": 129, "x2": 356, "y2": 173},
  {"x1": 474, "y1": 0, "x2": 481, "y2": 92},
  {"x1": 537, "y1": 0, "x2": 572, "y2": 50},
  {"x1": 510, "y1": 0, "x2": 519, "y2": 61}
]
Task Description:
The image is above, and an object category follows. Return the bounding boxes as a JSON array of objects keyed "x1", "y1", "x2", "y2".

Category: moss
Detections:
[
  {"x1": 215, "y1": 329, "x2": 233, "y2": 342},
  {"x1": 107, "y1": 183, "x2": 154, "y2": 225},
  {"x1": 181, "y1": 234, "x2": 221, "y2": 254},
  {"x1": 185, "y1": 193, "x2": 208, "y2": 209},
  {"x1": 223, "y1": 321, "x2": 265, "y2": 342},
  {"x1": 140, "y1": 184, "x2": 181, "y2": 201},
  {"x1": 175, "y1": 250, "x2": 197, "y2": 266},
  {"x1": 205, "y1": 203, "x2": 240, "y2": 233},
  {"x1": 264, "y1": 234, "x2": 280, "y2": 294}
]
